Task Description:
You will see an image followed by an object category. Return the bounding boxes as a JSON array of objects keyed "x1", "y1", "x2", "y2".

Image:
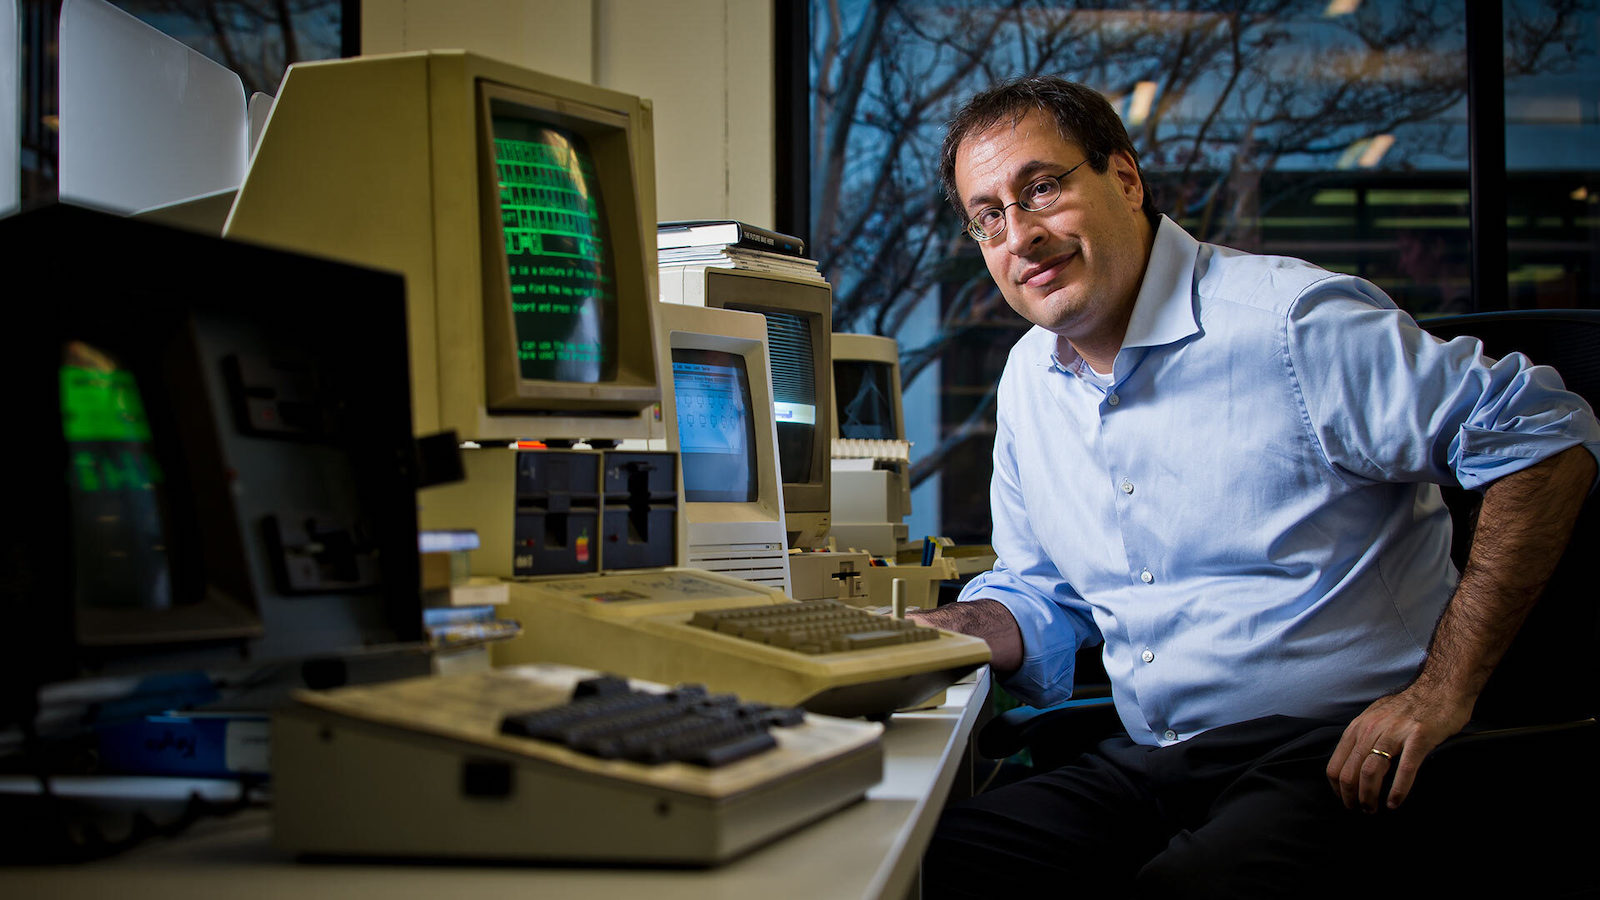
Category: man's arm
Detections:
[
  {"x1": 1327, "y1": 444, "x2": 1598, "y2": 813},
  {"x1": 907, "y1": 598, "x2": 1026, "y2": 676}
]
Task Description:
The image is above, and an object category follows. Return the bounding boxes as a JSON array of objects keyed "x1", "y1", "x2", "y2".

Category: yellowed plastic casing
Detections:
[
  {"x1": 225, "y1": 51, "x2": 662, "y2": 442},
  {"x1": 488, "y1": 568, "x2": 990, "y2": 717}
]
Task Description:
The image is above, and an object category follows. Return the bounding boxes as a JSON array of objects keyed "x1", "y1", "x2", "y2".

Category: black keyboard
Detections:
[
  {"x1": 500, "y1": 675, "x2": 805, "y2": 768},
  {"x1": 686, "y1": 599, "x2": 941, "y2": 654}
]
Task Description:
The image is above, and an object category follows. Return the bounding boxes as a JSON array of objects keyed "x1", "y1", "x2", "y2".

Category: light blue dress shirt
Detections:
[{"x1": 960, "y1": 216, "x2": 1600, "y2": 747}]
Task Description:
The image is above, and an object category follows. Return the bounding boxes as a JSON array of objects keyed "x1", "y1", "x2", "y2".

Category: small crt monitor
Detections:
[
  {"x1": 659, "y1": 303, "x2": 790, "y2": 594},
  {"x1": 831, "y1": 333, "x2": 905, "y2": 442},
  {"x1": 659, "y1": 266, "x2": 833, "y2": 549}
]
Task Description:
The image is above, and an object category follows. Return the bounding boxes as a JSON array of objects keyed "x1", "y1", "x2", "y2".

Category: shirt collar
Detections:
[
  {"x1": 1122, "y1": 215, "x2": 1202, "y2": 351},
  {"x1": 1043, "y1": 215, "x2": 1202, "y2": 372}
]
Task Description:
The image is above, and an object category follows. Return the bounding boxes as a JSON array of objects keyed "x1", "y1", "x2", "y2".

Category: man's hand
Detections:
[
  {"x1": 1326, "y1": 681, "x2": 1474, "y2": 813},
  {"x1": 906, "y1": 598, "x2": 1025, "y2": 675},
  {"x1": 1327, "y1": 444, "x2": 1596, "y2": 814}
]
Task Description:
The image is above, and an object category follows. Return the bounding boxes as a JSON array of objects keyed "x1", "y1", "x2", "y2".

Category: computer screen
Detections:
[
  {"x1": 659, "y1": 266, "x2": 833, "y2": 549},
  {"x1": 61, "y1": 339, "x2": 206, "y2": 626},
  {"x1": 763, "y1": 311, "x2": 823, "y2": 483},
  {"x1": 3, "y1": 204, "x2": 425, "y2": 728},
  {"x1": 490, "y1": 112, "x2": 618, "y2": 387},
  {"x1": 225, "y1": 51, "x2": 662, "y2": 444},
  {"x1": 831, "y1": 333, "x2": 905, "y2": 441},
  {"x1": 658, "y1": 302, "x2": 790, "y2": 593},
  {"x1": 674, "y1": 348, "x2": 759, "y2": 503}
]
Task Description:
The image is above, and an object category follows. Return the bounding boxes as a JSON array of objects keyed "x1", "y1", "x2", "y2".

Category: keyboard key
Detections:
[
  {"x1": 686, "y1": 599, "x2": 936, "y2": 655},
  {"x1": 498, "y1": 676, "x2": 794, "y2": 768}
]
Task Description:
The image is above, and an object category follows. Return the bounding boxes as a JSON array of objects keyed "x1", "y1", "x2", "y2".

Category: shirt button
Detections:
[
  {"x1": 1141, "y1": 649, "x2": 1155, "y2": 663},
  {"x1": 1140, "y1": 568, "x2": 1154, "y2": 584},
  {"x1": 1107, "y1": 393, "x2": 1120, "y2": 406},
  {"x1": 1121, "y1": 479, "x2": 1134, "y2": 494},
  {"x1": 1164, "y1": 729, "x2": 1178, "y2": 742}
]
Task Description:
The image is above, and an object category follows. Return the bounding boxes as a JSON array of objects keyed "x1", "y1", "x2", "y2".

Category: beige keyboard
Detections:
[
  {"x1": 490, "y1": 568, "x2": 991, "y2": 719},
  {"x1": 688, "y1": 599, "x2": 940, "y2": 653}
]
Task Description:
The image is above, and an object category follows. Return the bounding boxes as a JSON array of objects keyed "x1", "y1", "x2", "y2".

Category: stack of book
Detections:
[{"x1": 657, "y1": 220, "x2": 825, "y2": 283}]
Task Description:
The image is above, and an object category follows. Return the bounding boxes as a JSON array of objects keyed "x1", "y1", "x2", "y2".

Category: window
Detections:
[{"x1": 108, "y1": 1, "x2": 347, "y2": 97}]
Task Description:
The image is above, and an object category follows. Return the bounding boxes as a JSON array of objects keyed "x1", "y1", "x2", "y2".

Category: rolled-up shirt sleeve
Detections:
[
  {"x1": 1286, "y1": 279, "x2": 1600, "y2": 492},
  {"x1": 957, "y1": 367, "x2": 1101, "y2": 708}
]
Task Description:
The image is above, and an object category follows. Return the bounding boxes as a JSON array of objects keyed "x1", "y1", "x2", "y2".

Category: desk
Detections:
[{"x1": 0, "y1": 668, "x2": 989, "y2": 900}]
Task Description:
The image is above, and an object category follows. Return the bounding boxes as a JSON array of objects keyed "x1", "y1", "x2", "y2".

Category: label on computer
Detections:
[{"x1": 773, "y1": 401, "x2": 816, "y2": 425}]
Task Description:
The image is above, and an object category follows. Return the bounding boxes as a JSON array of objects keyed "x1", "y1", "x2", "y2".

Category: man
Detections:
[{"x1": 912, "y1": 75, "x2": 1599, "y2": 896}]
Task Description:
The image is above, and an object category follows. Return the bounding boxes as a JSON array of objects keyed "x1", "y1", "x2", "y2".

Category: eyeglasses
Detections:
[{"x1": 963, "y1": 158, "x2": 1089, "y2": 242}]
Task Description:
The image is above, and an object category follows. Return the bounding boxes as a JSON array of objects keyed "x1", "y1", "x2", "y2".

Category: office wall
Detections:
[{"x1": 361, "y1": 0, "x2": 775, "y2": 227}]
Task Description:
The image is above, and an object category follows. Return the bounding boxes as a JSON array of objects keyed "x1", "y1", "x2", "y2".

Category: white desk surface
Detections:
[{"x1": 0, "y1": 668, "x2": 990, "y2": 900}]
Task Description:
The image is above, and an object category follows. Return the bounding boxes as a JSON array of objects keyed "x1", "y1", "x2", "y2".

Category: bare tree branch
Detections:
[{"x1": 807, "y1": 0, "x2": 1592, "y2": 511}]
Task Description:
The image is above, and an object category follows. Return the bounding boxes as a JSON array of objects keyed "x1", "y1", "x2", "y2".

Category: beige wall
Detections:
[{"x1": 362, "y1": 0, "x2": 776, "y2": 227}]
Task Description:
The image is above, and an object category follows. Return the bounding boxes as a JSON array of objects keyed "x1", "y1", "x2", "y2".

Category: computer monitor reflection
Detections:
[
  {"x1": 833, "y1": 359, "x2": 898, "y2": 441},
  {"x1": 490, "y1": 116, "x2": 617, "y2": 385},
  {"x1": 61, "y1": 340, "x2": 177, "y2": 614}
]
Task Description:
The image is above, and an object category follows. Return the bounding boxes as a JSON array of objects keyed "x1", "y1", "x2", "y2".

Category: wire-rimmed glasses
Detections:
[{"x1": 963, "y1": 158, "x2": 1089, "y2": 242}]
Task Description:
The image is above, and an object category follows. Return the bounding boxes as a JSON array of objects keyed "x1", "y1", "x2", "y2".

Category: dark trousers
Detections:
[{"x1": 923, "y1": 715, "x2": 1434, "y2": 899}]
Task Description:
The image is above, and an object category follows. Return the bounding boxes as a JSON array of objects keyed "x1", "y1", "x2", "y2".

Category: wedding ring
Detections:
[{"x1": 1369, "y1": 747, "x2": 1393, "y2": 760}]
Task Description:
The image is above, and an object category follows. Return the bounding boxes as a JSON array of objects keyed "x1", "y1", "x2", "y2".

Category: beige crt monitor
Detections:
[
  {"x1": 224, "y1": 50, "x2": 662, "y2": 443},
  {"x1": 830, "y1": 333, "x2": 912, "y2": 557},
  {"x1": 659, "y1": 303, "x2": 791, "y2": 595},
  {"x1": 660, "y1": 266, "x2": 833, "y2": 548},
  {"x1": 830, "y1": 333, "x2": 906, "y2": 445}
]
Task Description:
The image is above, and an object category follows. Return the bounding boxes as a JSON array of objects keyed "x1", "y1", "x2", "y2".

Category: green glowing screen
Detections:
[
  {"x1": 492, "y1": 117, "x2": 619, "y2": 384},
  {"x1": 61, "y1": 342, "x2": 174, "y2": 609}
]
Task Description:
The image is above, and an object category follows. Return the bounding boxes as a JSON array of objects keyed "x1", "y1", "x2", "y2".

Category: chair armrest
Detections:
[
  {"x1": 975, "y1": 696, "x2": 1120, "y2": 766},
  {"x1": 1428, "y1": 716, "x2": 1597, "y2": 759}
]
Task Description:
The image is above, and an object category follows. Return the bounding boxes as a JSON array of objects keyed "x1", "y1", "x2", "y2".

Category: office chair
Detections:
[{"x1": 973, "y1": 309, "x2": 1600, "y2": 892}]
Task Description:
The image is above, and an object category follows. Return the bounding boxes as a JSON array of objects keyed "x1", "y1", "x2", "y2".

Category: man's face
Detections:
[{"x1": 953, "y1": 109, "x2": 1151, "y2": 342}]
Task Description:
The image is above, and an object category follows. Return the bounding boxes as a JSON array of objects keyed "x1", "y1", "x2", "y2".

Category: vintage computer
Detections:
[
  {"x1": 832, "y1": 333, "x2": 907, "y2": 446},
  {"x1": 225, "y1": 50, "x2": 662, "y2": 445},
  {"x1": 829, "y1": 333, "x2": 912, "y2": 557},
  {"x1": 659, "y1": 303, "x2": 792, "y2": 596},
  {"x1": 225, "y1": 49, "x2": 680, "y2": 576},
  {"x1": 204, "y1": 50, "x2": 986, "y2": 862},
  {"x1": 0, "y1": 204, "x2": 427, "y2": 855},
  {"x1": 0, "y1": 207, "x2": 879, "y2": 867},
  {"x1": 659, "y1": 266, "x2": 834, "y2": 550}
]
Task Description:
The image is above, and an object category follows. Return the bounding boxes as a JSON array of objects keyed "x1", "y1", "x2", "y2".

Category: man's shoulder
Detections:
[{"x1": 1194, "y1": 241, "x2": 1361, "y2": 319}]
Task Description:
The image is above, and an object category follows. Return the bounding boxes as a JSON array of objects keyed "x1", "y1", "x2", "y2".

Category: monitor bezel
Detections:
[
  {"x1": 476, "y1": 80, "x2": 660, "y2": 418},
  {"x1": 829, "y1": 332, "x2": 906, "y2": 442},
  {"x1": 659, "y1": 303, "x2": 787, "y2": 530}
]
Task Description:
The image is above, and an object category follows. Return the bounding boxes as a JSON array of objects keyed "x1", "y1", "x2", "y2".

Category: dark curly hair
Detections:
[{"x1": 939, "y1": 75, "x2": 1158, "y2": 225}]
